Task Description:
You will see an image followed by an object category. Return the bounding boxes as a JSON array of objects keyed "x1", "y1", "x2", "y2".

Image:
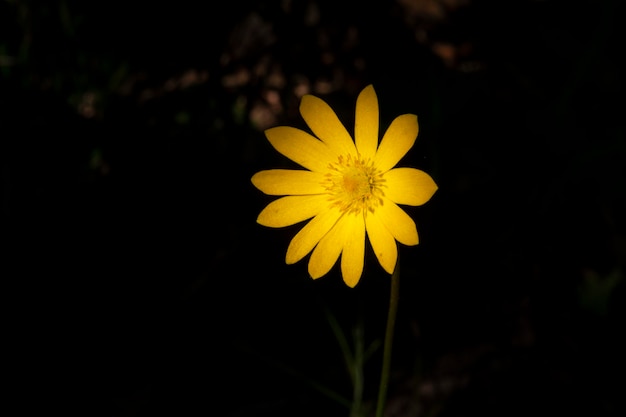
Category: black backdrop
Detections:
[{"x1": 3, "y1": 1, "x2": 625, "y2": 416}]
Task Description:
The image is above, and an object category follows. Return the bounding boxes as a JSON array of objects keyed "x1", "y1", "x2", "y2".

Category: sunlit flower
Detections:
[{"x1": 251, "y1": 85, "x2": 437, "y2": 287}]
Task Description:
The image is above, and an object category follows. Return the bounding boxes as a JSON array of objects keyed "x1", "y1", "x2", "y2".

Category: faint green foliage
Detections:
[
  {"x1": 232, "y1": 95, "x2": 248, "y2": 125},
  {"x1": 579, "y1": 267, "x2": 623, "y2": 316},
  {"x1": 175, "y1": 110, "x2": 191, "y2": 125},
  {"x1": 324, "y1": 306, "x2": 381, "y2": 417},
  {"x1": 88, "y1": 147, "x2": 110, "y2": 176},
  {"x1": 0, "y1": 43, "x2": 15, "y2": 77},
  {"x1": 57, "y1": 0, "x2": 75, "y2": 37}
]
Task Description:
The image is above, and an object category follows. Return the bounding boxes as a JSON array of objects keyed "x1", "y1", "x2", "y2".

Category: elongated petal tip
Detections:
[
  {"x1": 384, "y1": 168, "x2": 438, "y2": 206},
  {"x1": 251, "y1": 169, "x2": 327, "y2": 196},
  {"x1": 250, "y1": 171, "x2": 263, "y2": 190},
  {"x1": 300, "y1": 93, "x2": 357, "y2": 156},
  {"x1": 342, "y1": 270, "x2": 360, "y2": 288},
  {"x1": 375, "y1": 114, "x2": 418, "y2": 173},
  {"x1": 355, "y1": 84, "x2": 379, "y2": 161}
]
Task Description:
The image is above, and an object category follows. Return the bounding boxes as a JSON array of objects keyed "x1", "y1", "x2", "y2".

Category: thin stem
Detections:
[
  {"x1": 322, "y1": 306, "x2": 355, "y2": 384},
  {"x1": 349, "y1": 320, "x2": 365, "y2": 417},
  {"x1": 375, "y1": 252, "x2": 400, "y2": 417}
]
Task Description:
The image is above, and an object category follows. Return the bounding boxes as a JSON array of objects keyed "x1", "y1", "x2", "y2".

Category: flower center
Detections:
[{"x1": 323, "y1": 154, "x2": 385, "y2": 214}]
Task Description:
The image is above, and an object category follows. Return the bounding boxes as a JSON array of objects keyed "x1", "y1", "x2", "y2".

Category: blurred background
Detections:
[{"x1": 2, "y1": 0, "x2": 625, "y2": 416}]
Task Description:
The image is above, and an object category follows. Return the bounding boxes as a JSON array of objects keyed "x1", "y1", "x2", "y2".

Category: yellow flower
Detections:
[{"x1": 251, "y1": 85, "x2": 437, "y2": 287}]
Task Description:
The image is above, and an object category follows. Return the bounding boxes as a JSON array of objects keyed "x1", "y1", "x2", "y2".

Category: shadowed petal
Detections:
[
  {"x1": 377, "y1": 198, "x2": 419, "y2": 246},
  {"x1": 300, "y1": 94, "x2": 357, "y2": 156},
  {"x1": 308, "y1": 214, "x2": 350, "y2": 279},
  {"x1": 341, "y1": 214, "x2": 366, "y2": 287},
  {"x1": 383, "y1": 168, "x2": 438, "y2": 206},
  {"x1": 257, "y1": 195, "x2": 328, "y2": 228},
  {"x1": 251, "y1": 169, "x2": 327, "y2": 195},
  {"x1": 286, "y1": 206, "x2": 343, "y2": 264},
  {"x1": 265, "y1": 126, "x2": 336, "y2": 173},
  {"x1": 374, "y1": 114, "x2": 418, "y2": 173},
  {"x1": 365, "y1": 213, "x2": 398, "y2": 274},
  {"x1": 355, "y1": 85, "x2": 379, "y2": 161}
]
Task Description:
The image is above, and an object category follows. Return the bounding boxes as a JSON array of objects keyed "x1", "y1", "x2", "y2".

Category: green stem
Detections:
[
  {"x1": 375, "y1": 252, "x2": 400, "y2": 417},
  {"x1": 349, "y1": 320, "x2": 364, "y2": 417}
]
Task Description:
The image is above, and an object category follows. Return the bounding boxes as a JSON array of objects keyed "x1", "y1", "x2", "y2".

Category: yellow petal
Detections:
[
  {"x1": 286, "y1": 206, "x2": 342, "y2": 264},
  {"x1": 300, "y1": 94, "x2": 357, "y2": 157},
  {"x1": 354, "y1": 85, "x2": 379, "y2": 161},
  {"x1": 251, "y1": 169, "x2": 327, "y2": 196},
  {"x1": 383, "y1": 168, "x2": 438, "y2": 206},
  {"x1": 341, "y1": 214, "x2": 365, "y2": 287},
  {"x1": 257, "y1": 195, "x2": 328, "y2": 228},
  {"x1": 365, "y1": 213, "x2": 397, "y2": 274},
  {"x1": 376, "y1": 198, "x2": 419, "y2": 246},
  {"x1": 308, "y1": 214, "x2": 350, "y2": 279},
  {"x1": 265, "y1": 126, "x2": 335, "y2": 173},
  {"x1": 374, "y1": 114, "x2": 418, "y2": 173}
]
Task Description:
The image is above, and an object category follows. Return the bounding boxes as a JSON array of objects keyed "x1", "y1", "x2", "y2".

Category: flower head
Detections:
[{"x1": 251, "y1": 85, "x2": 437, "y2": 287}]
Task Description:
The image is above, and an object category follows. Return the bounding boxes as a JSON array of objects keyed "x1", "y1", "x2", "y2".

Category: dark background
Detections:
[{"x1": 2, "y1": 0, "x2": 625, "y2": 416}]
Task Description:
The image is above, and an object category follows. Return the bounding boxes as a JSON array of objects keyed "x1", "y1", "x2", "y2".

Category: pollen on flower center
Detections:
[{"x1": 323, "y1": 154, "x2": 385, "y2": 214}]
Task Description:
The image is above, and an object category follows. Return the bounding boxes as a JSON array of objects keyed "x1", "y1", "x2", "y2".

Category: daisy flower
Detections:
[{"x1": 251, "y1": 85, "x2": 437, "y2": 287}]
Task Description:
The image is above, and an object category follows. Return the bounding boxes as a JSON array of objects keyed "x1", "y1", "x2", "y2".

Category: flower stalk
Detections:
[{"x1": 375, "y1": 251, "x2": 400, "y2": 417}]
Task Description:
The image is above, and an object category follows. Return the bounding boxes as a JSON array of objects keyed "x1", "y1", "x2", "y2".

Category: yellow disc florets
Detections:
[{"x1": 323, "y1": 154, "x2": 386, "y2": 215}]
